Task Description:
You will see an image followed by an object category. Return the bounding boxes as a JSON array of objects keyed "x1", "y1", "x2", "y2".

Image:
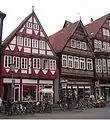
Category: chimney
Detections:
[{"x1": 90, "y1": 18, "x2": 93, "y2": 23}]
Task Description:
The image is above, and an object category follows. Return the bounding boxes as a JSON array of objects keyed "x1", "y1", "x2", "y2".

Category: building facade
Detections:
[
  {"x1": 86, "y1": 13, "x2": 110, "y2": 101},
  {"x1": 0, "y1": 10, "x2": 58, "y2": 103},
  {"x1": 49, "y1": 20, "x2": 94, "y2": 100}
]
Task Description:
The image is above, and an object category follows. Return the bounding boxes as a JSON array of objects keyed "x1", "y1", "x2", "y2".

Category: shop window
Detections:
[
  {"x1": 4, "y1": 55, "x2": 12, "y2": 68},
  {"x1": 23, "y1": 85, "x2": 36, "y2": 101}
]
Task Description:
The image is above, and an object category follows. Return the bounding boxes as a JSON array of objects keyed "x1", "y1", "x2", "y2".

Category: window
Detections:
[
  {"x1": 74, "y1": 56, "x2": 79, "y2": 69},
  {"x1": 32, "y1": 39, "x2": 38, "y2": 48},
  {"x1": 24, "y1": 38, "x2": 31, "y2": 47},
  {"x1": 95, "y1": 59, "x2": 102, "y2": 73},
  {"x1": 102, "y1": 59, "x2": 106, "y2": 73},
  {"x1": 49, "y1": 60, "x2": 56, "y2": 70},
  {"x1": 68, "y1": 56, "x2": 73, "y2": 68},
  {"x1": 102, "y1": 28, "x2": 110, "y2": 36},
  {"x1": 103, "y1": 42, "x2": 107, "y2": 51},
  {"x1": 42, "y1": 59, "x2": 48, "y2": 69},
  {"x1": 107, "y1": 59, "x2": 110, "y2": 73},
  {"x1": 4, "y1": 56, "x2": 11, "y2": 68},
  {"x1": 76, "y1": 41, "x2": 81, "y2": 49},
  {"x1": 94, "y1": 39, "x2": 98, "y2": 49},
  {"x1": 71, "y1": 39, "x2": 76, "y2": 48},
  {"x1": 107, "y1": 42, "x2": 110, "y2": 52},
  {"x1": 27, "y1": 22, "x2": 32, "y2": 28},
  {"x1": 17, "y1": 36, "x2": 23, "y2": 46},
  {"x1": 98, "y1": 41, "x2": 102, "y2": 50},
  {"x1": 87, "y1": 58, "x2": 93, "y2": 70},
  {"x1": 62, "y1": 55, "x2": 67, "y2": 67},
  {"x1": 81, "y1": 42, "x2": 87, "y2": 50},
  {"x1": 21, "y1": 58, "x2": 28, "y2": 69},
  {"x1": 33, "y1": 58, "x2": 40, "y2": 69},
  {"x1": 80, "y1": 57, "x2": 85, "y2": 69},
  {"x1": 33, "y1": 23, "x2": 39, "y2": 30},
  {"x1": 13, "y1": 57, "x2": 20, "y2": 68},
  {"x1": 39, "y1": 40, "x2": 45, "y2": 49}
]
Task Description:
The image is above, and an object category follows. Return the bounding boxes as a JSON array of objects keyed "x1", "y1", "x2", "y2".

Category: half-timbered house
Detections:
[
  {"x1": 0, "y1": 10, "x2": 58, "y2": 103},
  {"x1": 49, "y1": 20, "x2": 94, "y2": 100},
  {"x1": 86, "y1": 13, "x2": 110, "y2": 101}
]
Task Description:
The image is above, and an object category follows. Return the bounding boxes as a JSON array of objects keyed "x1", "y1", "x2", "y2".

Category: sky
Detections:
[{"x1": 1, "y1": 0, "x2": 110, "y2": 40}]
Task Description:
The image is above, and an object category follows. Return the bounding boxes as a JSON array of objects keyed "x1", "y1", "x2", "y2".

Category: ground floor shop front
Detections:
[
  {"x1": 0, "y1": 78, "x2": 55, "y2": 103},
  {"x1": 60, "y1": 78, "x2": 93, "y2": 101}
]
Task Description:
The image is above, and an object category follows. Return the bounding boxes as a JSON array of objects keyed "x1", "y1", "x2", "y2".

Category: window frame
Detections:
[
  {"x1": 39, "y1": 40, "x2": 45, "y2": 50},
  {"x1": 21, "y1": 58, "x2": 28, "y2": 69},
  {"x1": 49, "y1": 60, "x2": 56, "y2": 70},
  {"x1": 87, "y1": 58, "x2": 93, "y2": 70},
  {"x1": 32, "y1": 39, "x2": 38, "y2": 48},
  {"x1": 71, "y1": 39, "x2": 76, "y2": 48},
  {"x1": 79, "y1": 57, "x2": 85, "y2": 70},
  {"x1": 17, "y1": 36, "x2": 23, "y2": 46},
  {"x1": 24, "y1": 37, "x2": 31, "y2": 47},
  {"x1": 33, "y1": 58, "x2": 40, "y2": 69},
  {"x1": 62, "y1": 55, "x2": 67, "y2": 67},
  {"x1": 4, "y1": 55, "x2": 12, "y2": 68},
  {"x1": 42, "y1": 59, "x2": 48, "y2": 70},
  {"x1": 13, "y1": 56, "x2": 20, "y2": 68},
  {"x1": 68, "y1": 56, "x2": 73, "y2": 68},
  {"x1": 74, "y1": 56, "x2": 79, "y2": 69}
]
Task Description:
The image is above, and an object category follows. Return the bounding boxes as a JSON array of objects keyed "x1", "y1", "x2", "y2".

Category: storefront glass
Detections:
[{"x1": 23, "y1": 85, "x2": 36, "y2": 101}]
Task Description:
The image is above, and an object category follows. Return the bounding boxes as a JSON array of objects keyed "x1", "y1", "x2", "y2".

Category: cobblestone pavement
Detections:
[{"x1": 0, "y1": 107, "x2": 110, "y2": 119}]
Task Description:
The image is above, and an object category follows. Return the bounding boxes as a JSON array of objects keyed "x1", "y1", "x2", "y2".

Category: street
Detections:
[{"x1": 0, "y1": 106, "x2": 110, "y2": 119}]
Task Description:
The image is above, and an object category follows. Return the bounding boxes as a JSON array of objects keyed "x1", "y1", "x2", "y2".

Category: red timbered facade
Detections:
[
  {"x1": 86, "y1": 13, "x2": 110, "y2": 101},
  {"x1": 49, "y1": 20, "x2": 94, "y2": 100},
  {"x1": 0, "y1": 10, "x2": 58, "y2": 102}
]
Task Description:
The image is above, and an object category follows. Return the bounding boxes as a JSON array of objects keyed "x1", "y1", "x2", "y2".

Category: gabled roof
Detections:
[
  {"x1": 2, "y1": 11, "x2": 49, "y2": 47},
  {"x1": 85, "y1": 13, "x2": 110, "y2": 38},
  {"x1": 49, "y1": 20, "x2": 80, "y2": 53}
]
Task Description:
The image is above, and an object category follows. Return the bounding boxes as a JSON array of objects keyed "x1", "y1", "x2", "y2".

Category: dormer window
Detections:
[
  {"x1": 76, "y1": 41, "x2": 81, "y2": 49},
  {"x1": 27, "y1": 22, "x2": 32, "y2": 28},
  {"x1": 81, "y1": 42, "x2": 87, "y2": 50},
  {"x1": 17, "y1": 36, "x2": 23, "y2": 46},
  {"x1": 33, "y1": 23, "x2": 39, "y2": 30},
  {"x1": 24, "y1": 37, "x2": 31, "y2": 47},
  {"x1": 32, "y1": 39, "x2": 38, "y2": 48},
  {"x1": 71, "y1": 39, "x2": 76, "y2": 48},
  {"x1": 39, "y1": 40, "x2": 45, "y2": 49},
  {"x1": 102, "y1": 28, "x2": 110, "y2": 36}
]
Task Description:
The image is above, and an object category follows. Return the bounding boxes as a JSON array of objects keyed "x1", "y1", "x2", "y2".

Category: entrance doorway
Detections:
[
  {"x1": 3, "y1": 83, "x2": 11, "y2": 101},
  {"x1": 14, "y1": 85, "x2": 20, "y2": 102}
]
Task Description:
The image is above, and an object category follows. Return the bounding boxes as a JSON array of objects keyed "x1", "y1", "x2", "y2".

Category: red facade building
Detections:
[{"x1": 0, "y1": 10, "x2": 58, "y2": 102}]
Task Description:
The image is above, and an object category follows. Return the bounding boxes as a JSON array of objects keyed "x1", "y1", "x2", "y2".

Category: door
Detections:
[{"x1": 14, "y1": 84, "x2": 20, "y2": 102}]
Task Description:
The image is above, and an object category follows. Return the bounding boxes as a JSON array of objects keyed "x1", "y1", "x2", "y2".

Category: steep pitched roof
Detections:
[
  {"x1": 2, "y1": 11, "x2": 50, "y2": 47},
  {"x1": 49, "y1": 20, "x2": 80, "y2": 53},
  {"x1": 85, "y1": 13, "x2": 109, "y2": 38}
]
